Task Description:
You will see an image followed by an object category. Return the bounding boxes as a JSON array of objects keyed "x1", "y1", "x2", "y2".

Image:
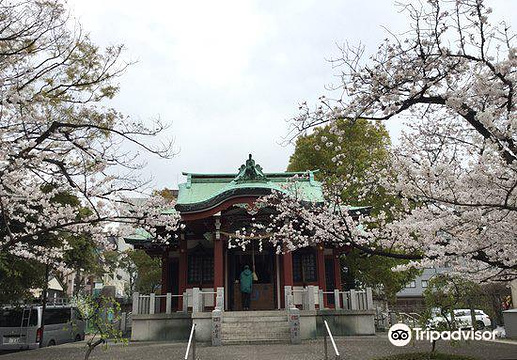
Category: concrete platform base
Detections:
[
  {"x1": 131, "y1": 309, "x2": 375, "y2": 343},
  {"x1": 131, "y1": 312, "x2": 192, "y2": 341}
]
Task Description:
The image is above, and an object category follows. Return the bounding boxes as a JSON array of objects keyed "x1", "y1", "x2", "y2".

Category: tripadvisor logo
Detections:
[
  {"x1": 388, "y1": 324, "x2": 498, "y2": 346},
  {"x1": 388, "y1": 323, "x2": 412, "y2": 347}
]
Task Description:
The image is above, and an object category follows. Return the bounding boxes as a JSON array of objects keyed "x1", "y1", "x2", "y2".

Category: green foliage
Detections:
[
  {"x1": 344, "y1": 249, "x2": 420, "y2": 301},
  {"x1": 422, "y1": 275, "x2": 486, "y2": 330},
  {"x1": 111, "y1": 249, "x2": 161, "y2": 295},
  {"x1": 128, "y1": 250, "x2": 162, "y2": 294},
  {"x1": 374, "y1": 353, "x2": 476, "y2": 360},
  {"x1": 75, "y1": 295, "x2": 127, "y2": 360},
  {"x1": 57, "y1": 235, "x2": 105, "y2": 296},
  {"x1": 65, "y1": 235, "x2": 103, "y2": 270},
  {"x1": 288, "y1": 119, "x2": 416, "y2": 299},
  {"x1": 0, "y1": 254, "x2": 45, "y2": 304},
  {"x1": 477, "y1": 283, "x2": 510, "y2": 325},
  {"x1": 420, "y1": 275, "x2": 497, "y2": 353},
  {"x1": 102, "y1": 250, "x2": 122, "y2": 275},
  {"x1": 288, "y1": 118, "x2": 392, "y2": 213}
]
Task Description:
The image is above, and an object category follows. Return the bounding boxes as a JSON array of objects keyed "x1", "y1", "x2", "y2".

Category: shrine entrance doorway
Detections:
[{"x1": 227, "y1": 243, "x2": 278, "y2": 311}]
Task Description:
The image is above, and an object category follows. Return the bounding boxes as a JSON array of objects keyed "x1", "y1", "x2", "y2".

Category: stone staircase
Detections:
[{"x1": 221, "y1": 310, "x2": 290, "y2": 345}]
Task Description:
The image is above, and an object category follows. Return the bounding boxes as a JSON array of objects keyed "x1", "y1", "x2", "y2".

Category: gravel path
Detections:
[{"x1": 0, "y1": 335, "x2": 516, "y2": 360}]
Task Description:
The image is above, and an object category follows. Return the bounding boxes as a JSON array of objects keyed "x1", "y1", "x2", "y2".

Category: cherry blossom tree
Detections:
[
  {"x1": 0, "y1": 0, "x2": 180, "y2": 269},
  {"x1": 266, "y1": 0, "x2": 515, "y2": 282}
]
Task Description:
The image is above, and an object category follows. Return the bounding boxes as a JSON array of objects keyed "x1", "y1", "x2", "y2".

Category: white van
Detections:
[
  {"x1": 429, "y1": 309, "x2": 492, "y2": 329},
  {"x1": 0, "y1": 305, "x2": 85, "y2": 350}
]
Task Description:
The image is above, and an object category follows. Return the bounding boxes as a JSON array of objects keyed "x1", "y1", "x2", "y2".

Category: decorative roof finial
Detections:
[{"x1": 234, "y1": 154, "x2": 268, "y2": 183}]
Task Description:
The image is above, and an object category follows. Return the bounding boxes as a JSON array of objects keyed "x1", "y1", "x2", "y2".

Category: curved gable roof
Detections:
[{"x1": 175, "y1": 154, "x2": 323, "y2": 213}]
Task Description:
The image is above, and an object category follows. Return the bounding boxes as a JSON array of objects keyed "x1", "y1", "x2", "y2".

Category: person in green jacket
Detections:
[{"x1": 240, "y1": 265, "x2": 253, "y2": 310}]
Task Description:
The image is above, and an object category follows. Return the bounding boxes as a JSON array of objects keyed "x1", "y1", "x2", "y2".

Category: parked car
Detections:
[
  {"x1": 429, "y1": 309, "x2": 491, "y2": 329},
  {"x1": 0, "y1": 305, "x2": 85, "y2": 350}
]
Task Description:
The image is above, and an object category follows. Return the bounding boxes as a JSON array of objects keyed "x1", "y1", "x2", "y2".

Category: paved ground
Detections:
[{"x1": 0, "y1": 335, "x2": 516, "y2": 360}]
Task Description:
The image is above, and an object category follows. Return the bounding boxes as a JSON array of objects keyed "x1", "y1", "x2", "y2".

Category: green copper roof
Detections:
[
  {"x1": 176, "y1": 154, "x2": 323, "y2": 212},
  {"x1": 124, "y1": 228, "x2": 153, "y2": 243},
  {"x1": 161, "y1": 207, "x2": 178, "y2": 215}
]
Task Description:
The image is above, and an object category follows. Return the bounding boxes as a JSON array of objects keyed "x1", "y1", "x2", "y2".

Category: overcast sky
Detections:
[{"x1": 68, "y1": 0, "x2": 516, "y2": 190}]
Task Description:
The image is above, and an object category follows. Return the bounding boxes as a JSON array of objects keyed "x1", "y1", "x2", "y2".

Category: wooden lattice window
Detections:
[
  {"x1": 201, "y1": 257, "x2": 214, "y2": 283},
  {"x1": 293, "y1": 250, "x2": 317, "y2": 283},
  {"x1": 187, "y1": 244, "x2": 214, "y2": 284}
]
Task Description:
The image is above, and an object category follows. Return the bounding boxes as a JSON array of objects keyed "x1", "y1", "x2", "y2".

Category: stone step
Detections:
[
  {"x1": 221, "y1": 334, "x2": 291, "y2": 342},
  {"x1": 223, "y1": 324, "x2": 289, "y2": 330},
  {"x1": 219, "y1": 310, "x2": 291, "y2": 345},
  {"x1": 222, "y1": 323, "x2": 290, "y2": 330},
  {"x1": 222, "y1": 338, "x2": 289, "y2": 345},
  {"x1": 221, "y1": 328, "x2": 289, "y2": 337},
  {"x1": 222, "y1": 326, "x2": 289, "y2": 337},
  {"x1": 223, "y1": 315, "x2": 287, "y2": 323},
  {"x1": 221, "y1": 331, "x2": 290, "y2": 339},
  {"x1": 221, "y1": 330, "x2": 290, "y2": 336},
  {"x1": 223, "y1": 310, "x2": 285, "y2": 317}
]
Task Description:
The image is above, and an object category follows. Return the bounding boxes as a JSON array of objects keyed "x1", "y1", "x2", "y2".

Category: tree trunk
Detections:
[
  {"x1": 84, "y1": 338, "x2": 104, "y2": 360},
  {"x1": 469, "y1": 301, "x2": 477, "y2": 330},
  {"x1": 39, "y1": 263, "x2": 49, "y2": 348}
]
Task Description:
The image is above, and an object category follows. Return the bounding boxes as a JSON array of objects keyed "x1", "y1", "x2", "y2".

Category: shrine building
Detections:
[{"x1": 127, "y1": 155, "x2": 375, "y2": 343}]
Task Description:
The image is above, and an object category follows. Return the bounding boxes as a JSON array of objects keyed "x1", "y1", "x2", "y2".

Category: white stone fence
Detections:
[
  {"x1": 132, "y1": 288, "x2": 225, "y2": 315},
  {"x1": 133, "y1": 286, "x2": 371, "y2": 314},
  {"x1": 191, "y1": 287, "x2": 224, "y2": 313},
  {"x1": 285, "y1": 286, "x2": 373, "y2": 311},
  {"x1": 132, "y1": 292, "x2": 187, "y2": 315}
]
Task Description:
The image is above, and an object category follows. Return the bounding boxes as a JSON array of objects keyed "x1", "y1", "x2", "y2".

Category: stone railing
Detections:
[
  {"x1": 285, "y1": 286, "x2": 374, "y2": 311},
  {"x1": 191, "y1": 287, "x2": 224, "y2": 313},
  {"x1": 338, "y1": 288, "x2": 374, "y2": 310},
  {"x1": 132, "y1": 287, "x2": 225, "y2": 315},
  {"x1": 133, "y1": 286, "x2": 371, "y2": 314},
  {"x1": 132, "y1": 292, "x2": 188, "y2": 315}
]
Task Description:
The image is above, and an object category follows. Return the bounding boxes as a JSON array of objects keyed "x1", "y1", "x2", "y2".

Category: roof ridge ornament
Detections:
[{"x1": 234, "y1": 154, "x2": 268, "y2": 183}]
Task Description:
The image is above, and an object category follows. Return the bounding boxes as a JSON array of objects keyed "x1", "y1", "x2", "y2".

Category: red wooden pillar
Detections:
[
  {"x1": 160, "y1": 252, "x2": 169, "y2": 312},
  {"x1": 161, "y1": 252, "x2": 169, "y2": 295},
  {"x1": 178, "y1": 236, "x2": 187, "y2": 308},
  {"x1": 281, "y1": 251, "x2": 293, "y2": 308},
  {"x1": 214, "y1": 237, "x2": 224, "y2": 288},
  {"x1": 283, "y1": 251, "x2": 293, "y2": 286},
  {"x1": 333, "y1": 248, "x2": 342, "y2": 291},
  {"x1": 317, "y1": 245, "x2": 326, "y2": 306}
]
